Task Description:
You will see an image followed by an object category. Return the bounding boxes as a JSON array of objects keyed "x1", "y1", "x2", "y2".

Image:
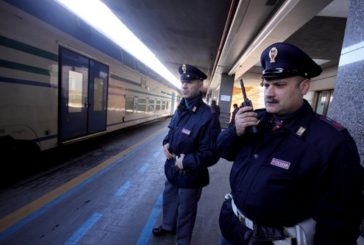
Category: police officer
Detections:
[
  {"x1": 211, "y1": 99, "x2": 221, "y2": 118},
  {"x1": 229, "y1": 103, "x2": 239, "y2": 126},
  {"x1": 217, "y1": 42, "x2": 364, "y2": 244},
  {"x1": 152, "y1": 64, "x2": 221, "y2": 245}
]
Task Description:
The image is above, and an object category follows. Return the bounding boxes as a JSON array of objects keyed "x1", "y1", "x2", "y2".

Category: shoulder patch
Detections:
[{"x1": 317, "y1": 115, "x2": 345, "y2": 131}]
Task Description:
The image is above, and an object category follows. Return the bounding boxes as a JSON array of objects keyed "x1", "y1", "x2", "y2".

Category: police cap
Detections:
[
  {"x1": 178, "y1": 64, "x2": 207, "y2": 82},
  {"x1": 260, "y1": 42, "x2": 322, "y2": 80}
]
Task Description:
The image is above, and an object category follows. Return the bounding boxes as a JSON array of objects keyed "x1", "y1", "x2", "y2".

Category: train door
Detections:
[
  {"x1": 88, "y1": 60, "x2": 108, "y2": 133},
  {"x1": 59, "y1": 48, "x2": 108, "y2": 141}
]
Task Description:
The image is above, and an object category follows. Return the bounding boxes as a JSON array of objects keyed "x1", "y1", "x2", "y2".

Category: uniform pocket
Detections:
[
  {"x1": 164, "y1": 158, "x2": 177, "y2": 184},
  {"x1": 219, "y1": 198, "x2": 247, "y2": 244}
]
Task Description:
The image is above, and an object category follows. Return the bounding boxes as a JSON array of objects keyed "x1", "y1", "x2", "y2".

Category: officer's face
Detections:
[
  {"x1": 263, "y1": 76, "x2": 309, "y2": 115},
  {"x1": 181, "y1": 80, "x2": 203, "y2": 98}
]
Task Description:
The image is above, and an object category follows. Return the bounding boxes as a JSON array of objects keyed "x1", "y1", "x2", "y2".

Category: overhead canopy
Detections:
[{"x1": 103, "y1": 0, "x2": 348, "y2": 91}]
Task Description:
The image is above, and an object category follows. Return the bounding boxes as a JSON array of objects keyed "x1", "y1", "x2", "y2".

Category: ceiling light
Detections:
[
  {"x1": 313, "y1": 59, "x2": 330, "y2": 65},
  {"x1": 55, "y1": 0, "x2": 180, "y2": 88}
]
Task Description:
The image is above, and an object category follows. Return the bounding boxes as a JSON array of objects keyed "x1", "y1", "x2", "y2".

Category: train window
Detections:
[
  {"x1": 315, "y1": 90, "x2": 334, "y2": 116},
  {"x1": 140, "y1": 77, "x2": 147, "y2": 88},
  {"x1": 68, "y1": 70, "x2": 84, "y2": 112},
  {"x1": 148, "y1": 99, "x2": 155, "y2": 112},
  {"x1": 93, "y1": 78, "x2": 103, "y2": 111},
  {"x1": 166, "y1": 101, "x2": 169, "y2": 110},
  {"x1": 161, "y1": 101, "x2": 166, "y2": 110},
  {"x1": 125, "y1": 96, "x2": 134, "y2": 114},
  {"x1": 156, "y1": 100, "x2": 161, "y2": 111},
  {"x1": 137, "y1": 98, "x2": 147, "y2": 112}
]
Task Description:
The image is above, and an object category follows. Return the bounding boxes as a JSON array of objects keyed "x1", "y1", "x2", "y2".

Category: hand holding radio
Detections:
[{"x1": 236, "y1": 79, "x2": 259, "y2": 135}]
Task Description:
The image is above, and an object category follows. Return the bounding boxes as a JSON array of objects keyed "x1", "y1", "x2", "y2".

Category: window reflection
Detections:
[
  {"x1": 156, "y1": 100, "x2": 161, "y2": 111},
  {"x1": 315, "y1": 90, "x2": 334, "y2": 116},
  {"x1": 148, "y1": 99, "x2": 155, "y2": 112},
  {"x1": 125, "y1": 96, "x2": 134, "y2": 114},
  {"x1": 94, "y1": 78, "x2": 103, "y2": 111},
  {"x1": 137, "y1": 98, "x2": 146, "y2": 112},
  {"x1": 68, "y1": 70, "x2": 83, "y2": 112}
]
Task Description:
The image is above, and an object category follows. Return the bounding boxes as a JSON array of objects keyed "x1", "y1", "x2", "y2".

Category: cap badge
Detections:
[
  {"x1": 269, "y1": 47, "x2": 278, "y2": 63},
  {"x1": 182, "y1": 64, "x2": 187, "y2": 74}
]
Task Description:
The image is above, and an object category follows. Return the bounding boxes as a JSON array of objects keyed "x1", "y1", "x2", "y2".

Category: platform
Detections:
[{"x1": 0, "y1": 120, "x2": 231, "y2": 245}]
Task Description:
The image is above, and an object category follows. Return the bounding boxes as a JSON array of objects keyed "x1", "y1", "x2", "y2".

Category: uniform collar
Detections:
[
  {"x1": 179, "y1": 92, "x2": 203, "y2": 112},
  {"x1": 262, "y1": 100, "x2": 314, "y2": 138},
  {"x1": 280, "y1": 100, "x2": 314, "y2": 138}
]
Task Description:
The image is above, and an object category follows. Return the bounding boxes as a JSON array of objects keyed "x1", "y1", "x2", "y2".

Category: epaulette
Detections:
[{"x1": 317, "y1": 114, "x2": 345, "y2": 131}]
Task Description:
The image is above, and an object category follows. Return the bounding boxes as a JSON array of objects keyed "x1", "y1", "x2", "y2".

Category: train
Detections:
[{"x1": 0, "y1": 1, "x2": 180, "y2": 154}]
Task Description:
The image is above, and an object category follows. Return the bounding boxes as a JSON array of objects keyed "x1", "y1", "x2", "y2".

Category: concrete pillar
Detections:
[
  {"x1": 328, "y1": 0, "x2": 364, "y2": 167},
  {"x1": 218, "y1": 73, "x2": 235, "y2": 128}
]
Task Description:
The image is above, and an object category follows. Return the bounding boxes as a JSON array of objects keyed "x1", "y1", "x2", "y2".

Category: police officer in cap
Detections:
[
  {"x1": 217, "y1": 42, "x2": 364, "y2": 244},
  {"x1": 152, "y1": 64, "x2": 221, "y2": 245}
]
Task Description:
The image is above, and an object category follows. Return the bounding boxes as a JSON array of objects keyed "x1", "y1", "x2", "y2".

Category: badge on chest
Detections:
[
  {"x1": 182, "y1": 128, "x2": 191, "y2": 135},
  {"x1": 270, "y1": 158, "x2": 291, "y2": 170}
]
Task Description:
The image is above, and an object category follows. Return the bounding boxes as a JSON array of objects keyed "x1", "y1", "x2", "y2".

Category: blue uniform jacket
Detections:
[
  {"x1": 218, "y1": 100, "x2": 364, "y2": 244},
  {"x1": 163, "y1": 94, "x2": 221, "y2": 188}
]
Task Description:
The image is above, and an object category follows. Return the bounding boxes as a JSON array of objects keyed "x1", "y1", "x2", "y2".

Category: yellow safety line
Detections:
[{"x1": 0, "y1": 127, "x2": 166, "y2": 232}]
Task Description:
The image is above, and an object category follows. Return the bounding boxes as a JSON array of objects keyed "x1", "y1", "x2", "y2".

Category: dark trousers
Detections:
[{"x1": 162, "y1": 180, "x2": 202, "y2": 245}]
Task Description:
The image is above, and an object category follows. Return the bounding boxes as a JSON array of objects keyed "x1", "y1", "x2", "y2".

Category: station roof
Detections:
[{"x1": 103, "y1": 0, "x2": 348, "y2": 92}]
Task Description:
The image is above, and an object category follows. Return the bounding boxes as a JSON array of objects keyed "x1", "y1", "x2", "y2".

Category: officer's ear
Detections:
[
  {"x1": 299, "y1": 78, "x2": 310, "y2": 95},
  {"x1": 197, "y1": 80, "x2": 203, "y2": 89}
]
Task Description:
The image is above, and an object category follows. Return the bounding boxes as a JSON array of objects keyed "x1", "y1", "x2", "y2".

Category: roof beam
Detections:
[{"x1": 229, "y1": 0, "x2": 333, "y2": 79}]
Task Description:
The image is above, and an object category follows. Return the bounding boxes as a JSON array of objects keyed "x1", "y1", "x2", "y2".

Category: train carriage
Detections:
[{"x1": 0, "y1": 1, "x2": 180, "y2": 153}]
